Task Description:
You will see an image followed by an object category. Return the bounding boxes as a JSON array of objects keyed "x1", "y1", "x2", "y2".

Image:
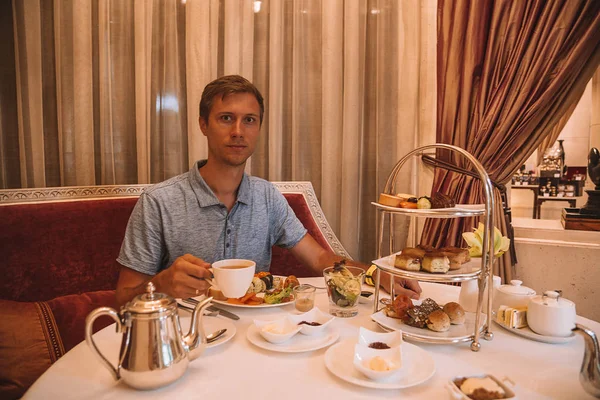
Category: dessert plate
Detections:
[
  {"x1": 246, "y1": 324, "x2": 339, "y2": 353},
  {"x1": 179, "y1": 315, "x2": 237, "y2": 349},
  {"x1": 372, "y1": 253, "x2": 482, "y2": 279},
  {"x1": 371, "y1": 308, "x2": 487, "y2": 341},
  {"x1": 492, "y1": 319, "x2": 576, "y2": 344},
  {"x1": 324, "y1": 339, "x2": 435, "y2": 389},
  {"x1": 372, "y1": 202, "x2": 484, "y2": 215}
]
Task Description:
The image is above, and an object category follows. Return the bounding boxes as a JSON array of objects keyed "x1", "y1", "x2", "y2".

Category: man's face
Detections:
[{"x1": 199, "y1": 92, "x2": 261, "y2": 167}]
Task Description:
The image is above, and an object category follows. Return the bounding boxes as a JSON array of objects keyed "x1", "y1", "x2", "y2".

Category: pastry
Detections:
[
  {"x1": 421, "y1": 252, "x2": 450, "y2": 273},
  {"x1": 404, "y1": 298, "x2": 442, "y2": 328},
  {"x1": 384, "y1": 294, "x2": 414, "y2": 319},
  {"x1": 427, "y1": 310, "x2": 451, "y2": 332},
  {"x1": 417, "y1": 244, "x2": 435, "y2": 253},
  {"x1": 431, "y1": 192, "x2": 456, "y2": 209},
  {"x1": 401, "y1": 247, "x2": 427, "y2": 259},
  {"x1": 443, "y1": 302, "x2": 466, "y2": 325},
  {"x1": 394, "y1": 254, "x2": 421, "y2": 271},
  {"x1": 440, "y1": 246, "x2": 470, "y2": 264},
  {"x1": 378, "y1": 193, "x2": 403, "y2": 207}
]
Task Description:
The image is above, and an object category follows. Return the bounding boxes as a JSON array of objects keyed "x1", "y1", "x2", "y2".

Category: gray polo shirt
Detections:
[{"x1": 117, "y1": 160, "x2": 307, "y2": 274}]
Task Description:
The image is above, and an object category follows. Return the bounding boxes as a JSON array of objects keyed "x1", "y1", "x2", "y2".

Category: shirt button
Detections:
[
  {"x1": 227, "y1": 229, "x2": 231, "y2": 234},
  {"x1": 226, "y1": 243, "x2": 230, "y2": 248}
]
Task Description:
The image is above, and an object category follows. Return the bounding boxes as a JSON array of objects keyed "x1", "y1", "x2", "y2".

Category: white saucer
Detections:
[
  {"x1": 246, "y1": 324, "x2": 339, "y2": 353},
  {"x1": 493, "y1": 319, "x2": 576, "y2": 344},
  {"x1": 324, "y1": 339, "x2": 435, "y2": 389},
  {"x1": 180, "y1": 315, "x2": 237, "y2": 349}
]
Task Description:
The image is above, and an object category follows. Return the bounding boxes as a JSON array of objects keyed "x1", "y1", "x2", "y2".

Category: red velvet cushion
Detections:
[
  {"x1": 0, "y1": 198, "x2": 138, "y2": 302},
  {"x1": 270, "y1": 193, "x2": 333, "y2": 278},
  {"x1": 0, "y1": 290, "x2": 117, "y2": 399}
]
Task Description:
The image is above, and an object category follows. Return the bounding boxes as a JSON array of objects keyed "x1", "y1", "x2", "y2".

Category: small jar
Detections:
[{"x1": 293, "y1": 285, "x2": 316, "y2": 312}]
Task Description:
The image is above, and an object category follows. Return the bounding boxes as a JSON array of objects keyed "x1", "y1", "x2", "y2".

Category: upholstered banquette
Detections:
[{"x1": 0, "y1": 182, "x2": 348, "y2": 399}]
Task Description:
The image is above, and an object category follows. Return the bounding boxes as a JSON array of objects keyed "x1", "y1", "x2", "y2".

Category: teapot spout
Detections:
[
  {"x1": 183, "y1": 296, "x2": 213, "y2": 361},
  {"x1": 573, "y1": 323, "x2": 600, "y2": 398}
]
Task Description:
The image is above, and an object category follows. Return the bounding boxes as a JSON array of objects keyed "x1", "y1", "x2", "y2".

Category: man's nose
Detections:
[{"x1": 230, "y1": 118, "x2": 244, "y2": 137}]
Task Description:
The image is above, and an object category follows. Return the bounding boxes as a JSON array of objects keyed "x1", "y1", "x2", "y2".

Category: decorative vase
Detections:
[{"x1": 557, "y1": 139, "x2": 566, "y2": 175}]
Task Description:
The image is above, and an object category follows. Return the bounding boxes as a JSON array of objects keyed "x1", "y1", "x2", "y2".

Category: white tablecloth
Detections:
[{"x1": 23, "y1": 279, "x2": 599, "y2": 400}]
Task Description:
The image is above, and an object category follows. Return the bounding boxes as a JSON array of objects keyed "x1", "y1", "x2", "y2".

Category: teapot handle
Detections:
[{"x1": 85, "y1": 307, "x2": 123, "y2": 380}]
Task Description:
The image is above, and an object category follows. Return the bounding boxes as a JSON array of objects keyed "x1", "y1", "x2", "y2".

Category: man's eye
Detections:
[
  {"x1": 244, "y1": 116, "x2": 257, "y2": 124},
  {"x1": 220, "y1": 115, "x2": 233, "y2": 122}
]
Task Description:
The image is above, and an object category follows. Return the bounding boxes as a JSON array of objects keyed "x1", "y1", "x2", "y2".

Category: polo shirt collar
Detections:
[{"x1": 189, "y1": 160, "x2": 251, "y2": 207}]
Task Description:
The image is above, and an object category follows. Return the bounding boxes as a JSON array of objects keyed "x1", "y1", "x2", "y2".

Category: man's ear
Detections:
[{"x1": 199, "y1": 117, "x2": 208, "y2": 136}]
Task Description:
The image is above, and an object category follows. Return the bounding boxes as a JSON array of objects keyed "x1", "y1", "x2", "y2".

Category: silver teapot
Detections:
[
  {"x1": 573, "y1": 324, "x2": 600, "y2": 398},
  {"x1": 85, "y1": 282, "x2": 213, "y2": 390}
]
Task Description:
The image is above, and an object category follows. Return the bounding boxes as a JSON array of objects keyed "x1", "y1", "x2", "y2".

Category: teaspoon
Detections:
[{"x1": 206, "y1": 328, "x2": 227, "y2": 343}]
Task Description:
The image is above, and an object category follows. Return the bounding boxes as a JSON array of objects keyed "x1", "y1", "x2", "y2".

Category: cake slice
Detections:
[
  {"x1": 394, "y1": 254, "x2": 421, "y2": 271},
  {"x1": 421, "y1": 252, "x2": 450, "y2": 273}
]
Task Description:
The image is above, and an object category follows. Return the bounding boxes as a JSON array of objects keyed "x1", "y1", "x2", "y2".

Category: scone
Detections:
[
  {"x1": 421, "y1": 252, "x2": 450, "y2": 273},
  {"x1": 443, "y1": 302, "x2": 466, "y2": 325},
  {"x1": 427, "y1": 310, "x2": 451, "y2": 332},
  {"x1": 394, "y1": 254, "x2": 421, "y2": 271}
]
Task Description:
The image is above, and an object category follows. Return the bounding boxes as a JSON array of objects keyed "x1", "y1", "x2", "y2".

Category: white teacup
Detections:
[{"x1": 211, "y1": 259, "x2": 256, "y2": 299}]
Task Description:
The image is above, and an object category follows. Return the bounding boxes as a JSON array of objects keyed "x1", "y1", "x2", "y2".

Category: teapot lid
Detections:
[
  {"x1": 497, "y1": 280, "x2": 536, "y2": 296},
  {"x1": 530, "y1": 290, "x2": 575, "y2": 309},
  {"x1": 126, "y1": 282, "x2": 176, "y2": 314}
]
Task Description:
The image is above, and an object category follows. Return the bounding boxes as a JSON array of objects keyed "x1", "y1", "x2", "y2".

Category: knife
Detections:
[{"x1": 183, "y1": 298, "x2": 240, "y2": 321}]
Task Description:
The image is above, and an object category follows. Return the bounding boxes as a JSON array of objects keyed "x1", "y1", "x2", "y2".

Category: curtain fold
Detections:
[
  {"x1": 2, "y1": 0, "x2": 435, "y2": 263},
  {"x1": 422, "y1": 0, "x2": 600, "y2": 281}
]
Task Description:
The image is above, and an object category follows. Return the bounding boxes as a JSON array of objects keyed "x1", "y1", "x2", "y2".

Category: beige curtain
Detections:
[{"x1": 0, "y1": 0, "x2": 436, "y2": 262}]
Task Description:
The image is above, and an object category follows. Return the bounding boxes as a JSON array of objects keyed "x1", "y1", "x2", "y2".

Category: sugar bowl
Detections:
[{"x1": 527, "y1": 290, "x2": 576, "y2": 337}]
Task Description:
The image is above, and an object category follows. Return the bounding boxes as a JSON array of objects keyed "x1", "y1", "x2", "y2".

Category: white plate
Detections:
[
  {"x1": 212, "y1": 297, "x2": 295, "y2": 309},
  {"x1": 324, "y1": 339, "x2": 435, "y2": 389},
  {"x1": 246, "y1": 324, "x2": 339, "y2": 353},
  {"x1": 179, "y1": 315, "x2": 237, "y2": 349},
  {"x1": 371, "y1": 308, "x2": 487, "y2": 341},
  {"x1": 211, "y1": 275, "x2": 296, "y2": 308},
  {"x1": 372, "y1": 253, "x2": 482, "y2": 279},
  {"x1": 492, "y1": 319, "x2": 576, "y2": 344}
]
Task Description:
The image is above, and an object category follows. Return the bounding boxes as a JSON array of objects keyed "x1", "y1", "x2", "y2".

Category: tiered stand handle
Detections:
[{"x1": 372, "y1": 144, "x2": 495, "y2": 352}]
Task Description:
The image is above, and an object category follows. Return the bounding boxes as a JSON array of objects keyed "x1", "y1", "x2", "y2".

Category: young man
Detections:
[{"x1": 115, "y1": 75, "x2": 420, "y2": 306}]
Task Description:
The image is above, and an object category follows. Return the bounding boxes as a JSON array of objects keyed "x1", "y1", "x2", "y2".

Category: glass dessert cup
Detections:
[{"x1": 323, "y1": 264, "x2": 365, "y2": 318}]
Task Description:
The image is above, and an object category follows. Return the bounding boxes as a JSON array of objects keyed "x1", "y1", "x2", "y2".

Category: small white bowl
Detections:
[
  {"x1": 287, "y1": 308, "x2": 335, "y2": 336},
  {"x1": 357, "y1": 327, "x2": 403, "y2": 348},
  {"x1": 353, "y1": 344, "x2": 402, "y2": 381},
  {"x1": 253, "y1": 318, "x2": 301, "y2": 344},
  {"x1": 447, "y1": 374, "x2": 517, "y2": 399}
]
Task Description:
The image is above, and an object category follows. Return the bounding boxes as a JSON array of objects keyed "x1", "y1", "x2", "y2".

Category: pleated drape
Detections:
[{"x1": 423, "y1": 0, "x2": 600, "y2": 281}]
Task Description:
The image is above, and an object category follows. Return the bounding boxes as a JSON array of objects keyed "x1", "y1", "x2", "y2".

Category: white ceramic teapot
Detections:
[
  {"x1": 527, "y1": 290, "x2": 576, "y2": 337},
  {"x1": 85, "y1": 282, "x2": 213, "y2": 390}
]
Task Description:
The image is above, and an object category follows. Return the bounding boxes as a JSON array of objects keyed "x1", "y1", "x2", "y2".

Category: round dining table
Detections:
[{"x1": 23, "y1": 279, "x2": 599, "y2": 400}]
